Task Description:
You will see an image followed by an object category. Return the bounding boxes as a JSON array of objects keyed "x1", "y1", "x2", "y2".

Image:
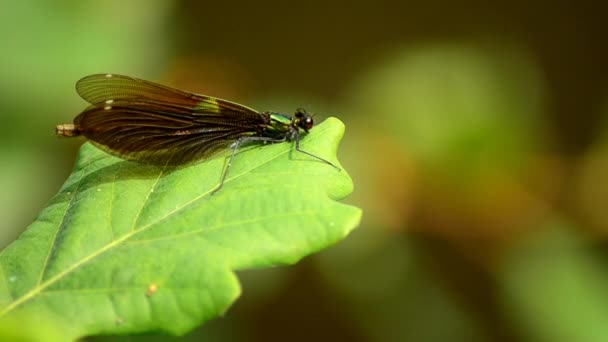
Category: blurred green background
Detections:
[{"x1": 2, "y1": 0, "x2": 608, "y2": 341}]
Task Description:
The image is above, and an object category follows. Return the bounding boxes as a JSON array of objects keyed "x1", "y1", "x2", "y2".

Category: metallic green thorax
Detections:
[{"x1": 266, "y1": 113, "x2": 293, "y2": 133}]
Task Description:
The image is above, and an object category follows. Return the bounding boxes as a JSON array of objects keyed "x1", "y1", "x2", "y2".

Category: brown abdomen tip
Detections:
[{"x1": 55, "y1": 124, "x2": 81, "y2": 137}]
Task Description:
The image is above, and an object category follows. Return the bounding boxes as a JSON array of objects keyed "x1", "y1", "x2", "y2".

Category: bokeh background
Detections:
[{"x1": 2, "y1": 1, "x2": 608, "y2": 341}]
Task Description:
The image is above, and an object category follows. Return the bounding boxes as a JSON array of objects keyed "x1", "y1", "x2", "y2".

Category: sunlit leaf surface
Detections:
[{"x1": 0, "y1": 118, "x2": 360, "y2": 339}]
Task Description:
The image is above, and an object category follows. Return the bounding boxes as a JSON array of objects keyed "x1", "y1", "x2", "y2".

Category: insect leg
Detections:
[
  {"x1": 294, "y1": 129, "x2": 341, "y2": 170},
  {"x1": 210, "y1": 135, "x2": 288, "y2": 195}
]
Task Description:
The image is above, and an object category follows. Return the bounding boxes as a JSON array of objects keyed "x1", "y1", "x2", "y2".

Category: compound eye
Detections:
[{"x1": 303, "y1": 117, "x2": 314, "y2": 130}]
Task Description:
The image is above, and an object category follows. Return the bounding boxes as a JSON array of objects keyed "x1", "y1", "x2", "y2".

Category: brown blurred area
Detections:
[
  {"x1": 2, "y1": 0, "x2": 608, "y2": 341},
  {"x1": 175, "y1": 0, "x2": 606, "y2": 151}
]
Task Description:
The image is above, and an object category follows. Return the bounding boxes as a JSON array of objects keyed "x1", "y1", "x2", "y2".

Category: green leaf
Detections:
[{"x1": 0, "y1": 117, "x2": 360, "y2": 340}]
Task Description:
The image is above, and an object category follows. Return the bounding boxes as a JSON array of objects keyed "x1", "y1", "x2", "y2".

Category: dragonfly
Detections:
[{"x1": 56, "y1": 74, "x2": 340, "y2": 194}]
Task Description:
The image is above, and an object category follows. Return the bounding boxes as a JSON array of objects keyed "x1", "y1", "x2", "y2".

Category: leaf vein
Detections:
[
  {"x1": 130, "y1": 165, "x2": 168, "y2": 233},
  {"x1": 125, "y1": 210, "x2": 319, "y2": 245},
  {"x1": 36, "y1": 159, "x2": 92, "y2": 286}
]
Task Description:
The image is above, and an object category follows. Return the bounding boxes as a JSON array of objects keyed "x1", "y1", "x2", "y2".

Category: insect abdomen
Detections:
[{"x1": 55, "y1": 123, "x2": 81, "y2": 137}]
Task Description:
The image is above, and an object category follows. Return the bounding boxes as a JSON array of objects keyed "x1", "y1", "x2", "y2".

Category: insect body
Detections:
[{"x1": 56, "y1": 74, "x2": 339, "y2": 193}]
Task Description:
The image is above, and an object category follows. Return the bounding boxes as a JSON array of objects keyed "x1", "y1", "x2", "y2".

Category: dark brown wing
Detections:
[
  {"x1": 76, "y1": 74, "x2": 260, "y2": 115},
  {"x1": 72, "y1": 74, "x2": 267, "y2": 165}
]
